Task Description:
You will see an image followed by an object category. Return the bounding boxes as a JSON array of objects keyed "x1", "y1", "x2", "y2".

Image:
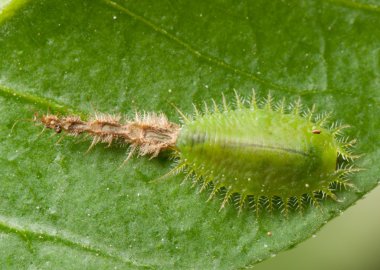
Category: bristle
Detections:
[
  {"x1": 171, "y1": 104, "x2": 190, "y2": 123},
  {"x1": 251, "y1": 88, "x2": 258, "y2": 109},
  {"x1": 234, "y1": 90, "x2": 244, "y2": 109},
  {"x1": 211, "y1": 98, "x2": 220, "y2": 113},
  {"x1": 309, "y1": 192, "x2": 322, "y2": 210},
  {"x1": 322, "y1": 188, "x2": 338, "y2": 201},
  {"x1": 275, "y1": 97, "x2": 286, "y2": 114},
  {"x1": 123, "y1": 145, "x2": 137, "y2": 163},
  {"x1": 331, "y1": 178, "x2": 356, "y2": 191},
  {"x1": 288, "y1": 197, "x2": 298, "y2": 211},
  {"x1": 267, "y1": 196, "x2": 274, "y2": 215},
  {"x1": 220, "y1": 188, "x2": 233, "y2": 210},
  {"x1": 331, "y1": 123, "x2": 350, "y2": 137},
  {"x1": 281, "y1": 197, "x2": 290, "y2": 217},
  {"x1": 315, "y1": 112, "x2": 331, "y2": 128},
  {"x1": 304, "y1": 104, "x2": 316, "y2": 121},
  {"x1": 180, "y1": 169, "x2": 194, "y2": 186},
  {"x1": 295, "y1": 195, "x2": 304, "y2": 214},
  {"x1": 198, "y1": 179, "x2": 210, "y2": 193},
  {"x1": 192, "y1": 103, "x2": 201, "y2": 117},
  {"x1": 334, "y1": 164, "x2": 362, "y2": 178},
  {"x1": 203, "y1": 101, "x2": 210, "y2": 115},
  {"x1": 264, "y1": 92, "x2": 274, "y2": 111},
  {"x1": 222, "y1": 93, "x2": 229, "y2": 112},
  {"x1": 191, "y1": 171, "x2": 204, "y2": 188},
  {"x1": 152, "y1": 160, "x2": 188, "y2": 183},
  {"x1": 337, "y1": 144, "x2": 360, "y2": 161},
  {"x1": 237, "y1": 193, "x2": 247, "y2": 215},
  {"x1": 254, "y1": 196, "x2": 261, "y2": 216},
  {"x1": 291, "y1": 97, "x2": 302, "y2": 115},
  {"x1": 207, "y1": 185, "x2": 221, "y2": 202},
  {"x1": 261, "y1": 196, "x2": 270, "y2": 212},
  {"x1": 86, "y1": 136, "x2": 101, "y2": 153}
]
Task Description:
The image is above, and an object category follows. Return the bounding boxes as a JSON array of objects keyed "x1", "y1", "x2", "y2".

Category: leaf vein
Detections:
[
  {"x1": 0, "y1": 83, "x2": 83, "y2": 116},
  {"x1": 0, "y1": 215, "x2": 152, "y2": 268},
  {"x1": 325, "y1": 0, "x2": 380, "y2": 12},
  {"x1": 103, "y1": 0, "x2": 300, "y2": 93}
]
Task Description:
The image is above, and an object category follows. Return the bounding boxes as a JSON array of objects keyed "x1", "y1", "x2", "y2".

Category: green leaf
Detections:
[{"x1": 0, "y1": 0, "x2": 379, "y2": 269}]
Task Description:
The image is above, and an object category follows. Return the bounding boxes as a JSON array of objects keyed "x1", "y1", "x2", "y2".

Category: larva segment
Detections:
[
  {"x1": 40, "y1": 112, "x2": 180, "y2": 159},
  {"x1": 175, "y1": 92, "x2": 359, "y2": 214}
]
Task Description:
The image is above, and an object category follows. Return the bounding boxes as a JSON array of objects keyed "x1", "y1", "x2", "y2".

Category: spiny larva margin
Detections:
[{"x1": 36, "y1": 91, "x2": 360, "y2": 215}]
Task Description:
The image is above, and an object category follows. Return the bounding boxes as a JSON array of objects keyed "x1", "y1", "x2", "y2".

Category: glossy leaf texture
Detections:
[{"x1": 0, "y1": 0, "x2": 379, "y2": 269}]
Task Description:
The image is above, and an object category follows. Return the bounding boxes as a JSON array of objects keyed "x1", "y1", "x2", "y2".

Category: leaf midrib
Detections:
[{"x1": 0, "y1": 214, "x2": 153, "y2": 268}]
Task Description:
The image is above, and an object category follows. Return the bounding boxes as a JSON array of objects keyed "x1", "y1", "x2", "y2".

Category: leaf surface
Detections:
[{"x1": 0, "y1": 0, "x2": 379, "y2": 269}]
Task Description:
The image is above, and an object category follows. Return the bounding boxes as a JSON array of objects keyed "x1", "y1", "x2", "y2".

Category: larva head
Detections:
[
  {"x1": 41, "y1": 115, "x2": 63, "y2": 133},
  {"x1": 173, "y1": 93, "x2": 358, "y2": 213}
]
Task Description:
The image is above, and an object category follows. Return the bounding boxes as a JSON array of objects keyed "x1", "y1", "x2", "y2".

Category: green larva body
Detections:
[
  {"x1": 177, "y1": 109, "x2": 335, "y2": 198},
  {"x1": 173, "y1": 93, "x2": 358, "y2": 213}
]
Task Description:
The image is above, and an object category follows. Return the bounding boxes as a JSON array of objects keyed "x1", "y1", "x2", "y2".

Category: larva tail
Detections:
[{"x1": 39, "y1": 112, "x2": 180, "y2": 159}]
